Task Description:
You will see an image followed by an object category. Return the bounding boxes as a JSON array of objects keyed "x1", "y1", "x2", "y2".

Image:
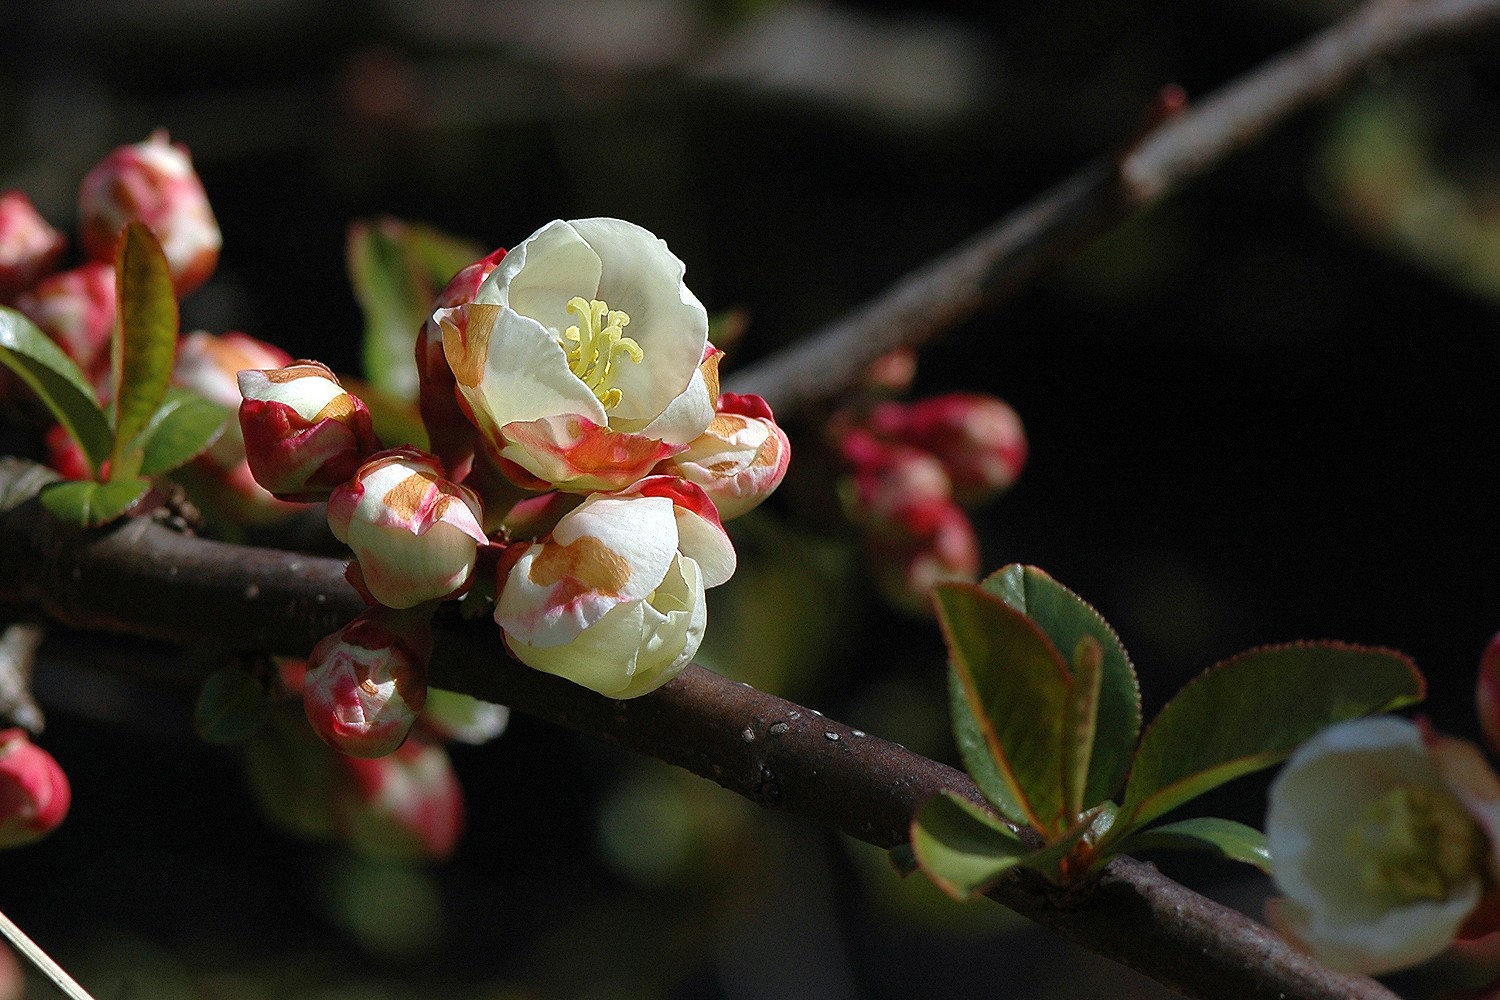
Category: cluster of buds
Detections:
[
  {"x1": 0, "y1": 729, "x2": 70, "y2": 849},
  {"x1": 236, "y1": 217, "x2": 790, "y2": 753},
  {"x1": 834, "y1": 393, "x2": 1026, "y2": 615},
  {"x1": 1261, "y1": 634, "x2": 1500, "y2": 977},
  {"x1": 3, "y1": 132, "x2": 221, "y2": 393},
  {"x1": 1, "y1": 132, "x2": 301, "y2": 528}
]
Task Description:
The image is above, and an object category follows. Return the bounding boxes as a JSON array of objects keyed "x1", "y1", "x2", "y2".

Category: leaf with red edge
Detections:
[{"x1": 934, "y1": 582, "x2": 1073, "y2": 834}]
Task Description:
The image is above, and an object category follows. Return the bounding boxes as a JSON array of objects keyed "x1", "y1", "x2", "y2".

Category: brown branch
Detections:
[
  {"x1": 722, "y1": 0, "x2": 1500, "y2": 417},
  {"x1": 0, "y1": 462, "x2": 1400, "y2": 999}
]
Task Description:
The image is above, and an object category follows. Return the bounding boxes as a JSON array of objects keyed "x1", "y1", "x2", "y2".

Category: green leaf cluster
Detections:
[
  {"x1": 0, "y1": 223, "x2": 231, "y2": 527},
  {"x1": 909, "y1": 564, "x2": 1424, "y2": 900}
]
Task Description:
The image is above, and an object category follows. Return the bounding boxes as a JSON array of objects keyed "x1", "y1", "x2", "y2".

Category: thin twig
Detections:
[
  {"x1": 0, "y1": 459, "x2": 1398, "y2": 1000},
  {"x1": 0, "y1": 906, "x2": 97, "y2": 1000},
  {"x1": 723, "y1": 0, "x2": 1500, "y2": 417}
]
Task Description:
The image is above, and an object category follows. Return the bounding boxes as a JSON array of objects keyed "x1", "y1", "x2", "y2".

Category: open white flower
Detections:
[
  {"x1": 437, "y1": 218, "x2": 718, "y2": 494},
  {"x1": 1266, "y1": 716, "x2": 1496, "y2": 975},
  {"x1": 495, "y1": 477, "x2": 735, "y2": 699}
]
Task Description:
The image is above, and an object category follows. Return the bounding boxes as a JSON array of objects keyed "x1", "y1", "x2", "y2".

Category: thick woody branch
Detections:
[
  {"x1": 723, "y1": 0, "x2": 1500, "y2": 417},
  {"x1": 0, "y1": 462, "x2": 1397, "y2": 1000}
]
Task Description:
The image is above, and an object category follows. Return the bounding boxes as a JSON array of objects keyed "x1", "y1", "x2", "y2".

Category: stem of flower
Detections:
[{"x1": 0, "y1": 906, "x2": 97, "y2": 1000}]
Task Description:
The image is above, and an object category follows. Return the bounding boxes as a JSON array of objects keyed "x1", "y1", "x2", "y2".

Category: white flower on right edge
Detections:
[
  {"x1": 495, "y1": 476, "x2": 735, "y2": 699},
  {"x1": 1266, "y1": 716, "x2": 1500, "y2": 975}
]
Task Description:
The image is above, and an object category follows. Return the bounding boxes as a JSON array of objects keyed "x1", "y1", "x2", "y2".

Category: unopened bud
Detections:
[
  {"x1": 335, "y1": 735, "x2": 464, "y2": 860},
  {"x1": 847, "y1": 444, "x2": 954, "y2": 536},
  {"x1": 0, "y1": 191, "x2": 65, "y2": 302},
  {"x1": 868, "y1": 498, "x2": 980, "y2": 616},
  {"x1": 238, "y1": 361, "x2": 380, "y2": 501},
  {"x1": 416, "y1": 248, "x2": 505, "y2": 478},
  {"x1": 654, "y1": 392, "x2": 790, "y2": 521},
  {"x1": 866, "y1": 393, "x2": 1027, "y2": 506},
  {"x1": 328, "y1": 448, "x2": 487, "y2": 609},
  {"x1": 0, "y1": 729, "x2": 69, "y2": 848},
  {"x1": 78, "y1": 130, "x2": 221, "y2": 295},
  {"x1": 305, "y1": 608, "x2": 432, "y2": 758},
  {"x1": 15, "y1": 262, "x2": 116, "y2": 390}
]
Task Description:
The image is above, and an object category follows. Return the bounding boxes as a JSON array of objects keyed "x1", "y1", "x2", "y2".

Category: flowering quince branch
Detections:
[
  {"x1": 723, "y1": 0, "x2": 1500, "y2": 418},
  {"x1": 0, "y1": 459, "x2": 1401, "y2": 1000}
]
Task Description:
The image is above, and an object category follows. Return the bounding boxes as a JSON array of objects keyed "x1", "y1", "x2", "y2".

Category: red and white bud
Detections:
[
  {"x1": 335, "y1": 734, "x2": 464, "y2": 860},
  {"x1": 238, "y1": 361, "x2": 380, "y2": 501},
  {"x1": 328, "y1": 448, "x2": 488, "y2": 609},
  {"x1": 417, "y1": 247, "x2": 506, "y2": 478},
  {"x1": 304, "y1": 607, "x2": 432, "y2": 758},
  {"x1": 868, "y1": 498, "x2": 980, "y2": 617},
  {"x1": 496, "y1": 476, "x2": 735, "y2": 699},
  {"x1": 15, "y1": 262, "x2": 116, "y2": 390},
  {"x1": 78, "y1": 130, "x2": 221, "y2": 295},
  {"x1": 0, "y1": 729, "x2": 69, "y2": 848},
  {"x1": 865, "y1": 393, "x2": 1027, "y2": 506},
  {"x1": 242, "y1": 705, "x2": 463, "y2": 859},
  {"x1": 174, "y1": 330, "x2": 293, "y2": 467},
  {"x1": 0, "y1": 191, "x2": 65, "y2": 302},
  {"x1": 847, "y1": 443, "x2": 954, "y2": 536},
  {"x1": 654, "y1": 392, "x2": 790, "y2": 521}
]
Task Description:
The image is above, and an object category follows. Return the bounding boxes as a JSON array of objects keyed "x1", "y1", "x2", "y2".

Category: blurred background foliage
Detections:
[{"x1": 2, "y1": 0, "x2": 1500, "y2": 996}]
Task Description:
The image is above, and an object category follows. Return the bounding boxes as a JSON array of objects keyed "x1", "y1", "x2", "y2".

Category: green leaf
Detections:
[
  {"x1": 935, "y1": 582, "x2": 1072, "y2": 833},
  {"x1": 0, "y1": 308, "x2": 113, "y2": 474},
  {"x1": 1111, "y1": 817, "x2": 1272, "y2": 875},
  {"x1": 1063, "y1": 636, "x2": 1104, "y2": 819},
  {"x1": 112, "y1": 222, "x2": 178, "y2": 477},
  {"x1": 136, "y1": 388, "x2": 231, "y2": 476},
  {"x1": 347, "y1": 218, "x2": 485, "y2": 401},
  {"x1": 1121, "y1": 642, "x2": 1424, "y2": 830},
  {"x1": 39, "y1": 475, "x2": 150, "y2": 527},
  {"x1": 983, "y1": 564, "x2": 1142, "y2": 810},
  {"x1": 948, "y1": 666, "x2": 1026, "y2": 825},
  {"x1": 195, "y1": 666, "x2": 274, "y2": 744},
  {"x1": 909, "y1": 791, "x2": 1030, "y2": 900}
]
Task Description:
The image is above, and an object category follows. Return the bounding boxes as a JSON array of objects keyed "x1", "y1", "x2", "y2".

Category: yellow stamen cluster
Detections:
[
  {"x1": 1348, "y1": 783, "x2": 1484, "y2": 906},
  {"x1": 562, "y1": 296, "x2": 643, "y2": 409}
]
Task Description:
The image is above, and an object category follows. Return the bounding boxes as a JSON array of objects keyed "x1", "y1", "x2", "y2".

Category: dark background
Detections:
[{"x1": 1, "y1": 0, "x2": 1498, "y2": 997}]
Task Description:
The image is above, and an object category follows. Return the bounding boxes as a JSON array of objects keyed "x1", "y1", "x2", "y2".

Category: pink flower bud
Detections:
[
  {"x1": 328, "y1": 448, "x2": 488, "y2": 609},
  {"x1": 866, "y1": 393, "x2": 1027, "y2": 506},
  {"x1": 0, "y1": 191, "x2": 64, "y2": 302},
  {"x1": 78, "y1": 130, "x2": 221, "y2": 295},
  {"x1": 335, "y1": 735, "x2": 464, "y2": 860},
  {"x1": 653, "y1": 392, "x2": 790, "y2": 521},
  {"x1": 848, "y1": 444, "x2": 954, "y2": 537},
  {"x1": 0, "y1": 729, "x2": 69, "y2": 848},
  {"x1": 238, "y1": 361, "x2": 380, "y2": 501},
  {"x1": 174, "y1": 331, "x2": 294, "y2": 467},
  {"x1": 15, "y1": 262, "x2": 116, "y2": 390},
  {"x1": 417, "y1": 248, "x2": 506, "y2": 478},
  {"x1": 867, "y1": 498, "x2": 980, "y2": 617},
  {"x1": 305, "y1": 608, "x2": 432, "y2": 758}
]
